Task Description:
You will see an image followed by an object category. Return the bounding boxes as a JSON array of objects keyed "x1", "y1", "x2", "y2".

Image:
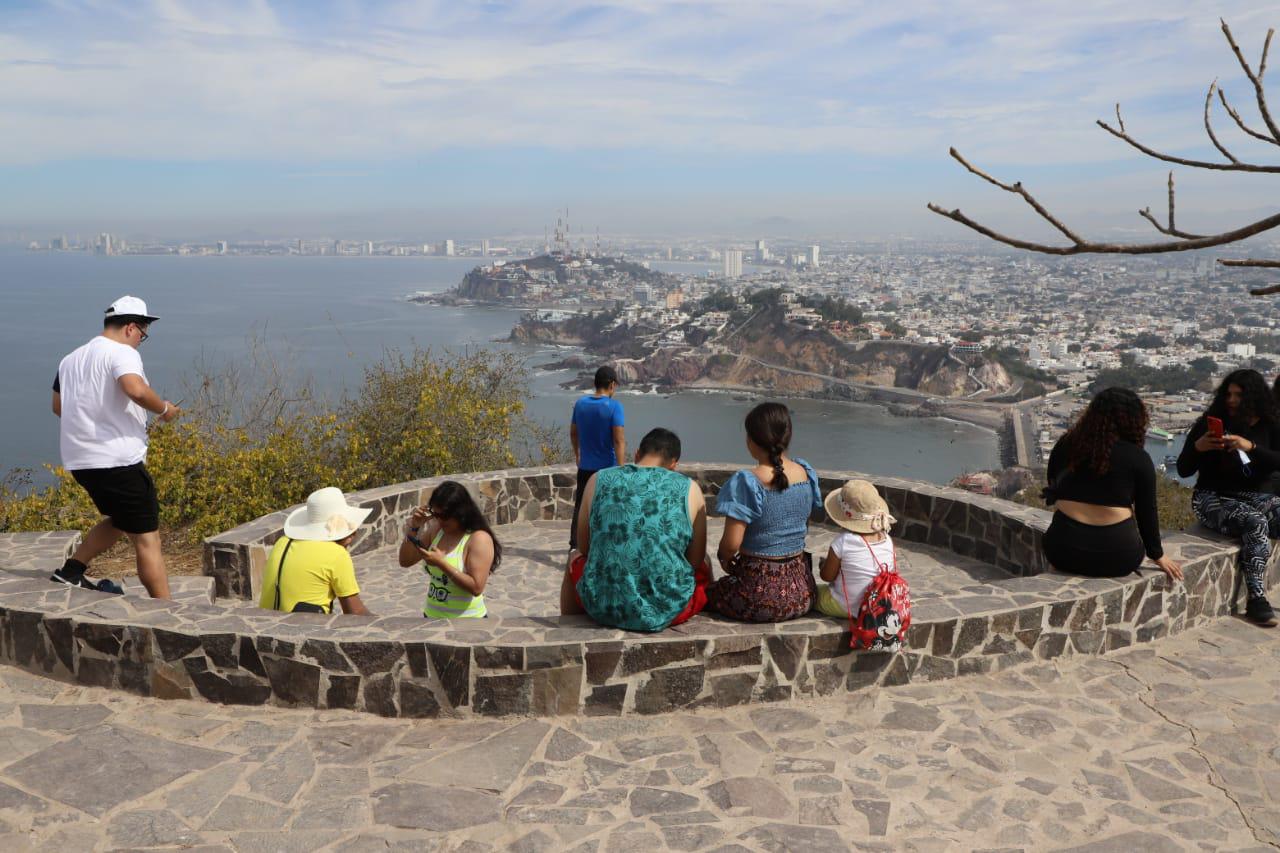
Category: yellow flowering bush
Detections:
[{"x1": 1, "y1": 347, "x2": 567, "y2": 541}]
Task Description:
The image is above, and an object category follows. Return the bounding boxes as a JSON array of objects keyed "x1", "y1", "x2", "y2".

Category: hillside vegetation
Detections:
[{"x1": 1, "y1": 346, "x2": 565, "y2": 542}]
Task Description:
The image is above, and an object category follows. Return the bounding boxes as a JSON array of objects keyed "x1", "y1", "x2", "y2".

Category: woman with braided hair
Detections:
[
  {"x1": 708, "y1": 402, "x2": 823, "y2": 622},
  {"x1": 1042, "y1": 387, "x2": 1182, "y2": 582}
]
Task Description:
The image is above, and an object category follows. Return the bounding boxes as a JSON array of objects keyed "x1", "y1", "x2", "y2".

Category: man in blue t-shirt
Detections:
[{"x1": 569, "y1": 365, "x2": 625, "y2": 548}]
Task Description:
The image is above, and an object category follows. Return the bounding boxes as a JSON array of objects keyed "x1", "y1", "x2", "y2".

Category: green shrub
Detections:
[{"x1": 1, "y1": 346, "x2": 567, "y2": 541}]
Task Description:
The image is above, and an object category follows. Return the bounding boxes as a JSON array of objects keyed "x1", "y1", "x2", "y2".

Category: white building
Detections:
[
  {"x1": 363, "y1": 241, "x2": 374, "y2": 256},
  {"x1": 807, "y1": 245, "x2": 820, "y2": 268},
  {"x1": 442, "y1": 239, "x2": 455, "y2": 256},
  {"x1": 723, "y1": 250, "x2": 743, "y2": 279},
  {"x1": 481, "y1": 239, "x2": 490, "y2": 256},
  {"x1": 755, "y1": 239, "x2": 769, "y2": 262},
  {"x1": 217, "y1": 241, "x2": 228, "y2": 255},
  {"x1": 1227, "y1": 342, "x2": 1257, "y2": 358}
]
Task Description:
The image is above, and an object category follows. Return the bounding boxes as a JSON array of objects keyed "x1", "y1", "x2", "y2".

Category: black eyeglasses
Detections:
[{"x1": 134, "y1": 324, "x2": 150, "y2": 344}]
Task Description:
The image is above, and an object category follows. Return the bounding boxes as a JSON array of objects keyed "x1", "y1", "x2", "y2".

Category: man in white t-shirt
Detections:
[{"x1": 50, "y1": 296, "x2": 181, "y2": 598}]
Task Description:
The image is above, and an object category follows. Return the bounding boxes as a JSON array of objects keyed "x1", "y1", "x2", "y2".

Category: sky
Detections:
[{"x1": 2, "y1": 0, "x2": 1279, "y2": 240}]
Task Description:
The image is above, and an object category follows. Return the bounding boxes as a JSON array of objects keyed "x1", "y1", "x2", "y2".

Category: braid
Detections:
[
  {"x1": 770, "y1": 450, "x2": 789, "y2": 491},
  {"x1": 745, "y1": 402, "x2": 794, "y2": 492}
]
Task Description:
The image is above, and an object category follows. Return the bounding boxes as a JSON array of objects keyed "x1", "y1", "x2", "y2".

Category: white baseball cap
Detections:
[{"x1": 104, "y1": 295, "x2": 159, "y2": 323}]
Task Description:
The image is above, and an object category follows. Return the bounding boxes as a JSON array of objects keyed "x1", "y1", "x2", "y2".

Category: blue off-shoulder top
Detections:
[{"x1": 716, "y1": 458, "x2": 823, "y2": 556}]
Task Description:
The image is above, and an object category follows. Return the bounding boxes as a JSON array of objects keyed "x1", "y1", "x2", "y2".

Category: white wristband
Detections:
[{"x1": 159, "y1": 403, "x2": 170, "y2": 418}]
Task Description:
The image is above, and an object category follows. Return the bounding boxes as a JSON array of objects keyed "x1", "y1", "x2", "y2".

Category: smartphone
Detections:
[{"x1": 1206, "y1": 416, "x2": 1225, "y2": 438}]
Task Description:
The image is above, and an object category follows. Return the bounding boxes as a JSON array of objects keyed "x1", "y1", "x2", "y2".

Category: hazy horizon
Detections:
[{"x1": 4, "y1": 2, "x2": 1279, "y2": 243}]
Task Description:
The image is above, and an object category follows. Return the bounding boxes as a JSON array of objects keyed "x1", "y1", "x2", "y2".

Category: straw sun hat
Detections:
[
  {"x1": 824, "y1": 479, "x2": 896, "y2": 535},
  {"x1": 284, "y1": 487, "x2": 372, "y2": 542}
]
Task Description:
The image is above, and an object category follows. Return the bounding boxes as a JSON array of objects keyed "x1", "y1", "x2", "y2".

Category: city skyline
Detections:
[{"x1": 3, "y1": 2, "x2": 1279, "y2": 239}]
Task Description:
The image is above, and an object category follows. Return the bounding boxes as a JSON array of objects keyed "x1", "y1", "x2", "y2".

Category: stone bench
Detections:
[{"x1": 0, "y1": 464, "x2": 1272, "y2": 718}]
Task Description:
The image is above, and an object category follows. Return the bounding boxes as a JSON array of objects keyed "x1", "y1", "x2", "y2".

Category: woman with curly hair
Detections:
[
  {"x1": 1043, "y1": 387, "x2": 1183, "y2": 582},
  {"x1": 1178, "y1": 368, "x2": 1280, "y2": 626}
]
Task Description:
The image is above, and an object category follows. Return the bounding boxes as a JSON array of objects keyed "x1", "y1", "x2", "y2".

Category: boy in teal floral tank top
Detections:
[{"x1": 560, "y1": 428, "x2": 711, "y2": 633}]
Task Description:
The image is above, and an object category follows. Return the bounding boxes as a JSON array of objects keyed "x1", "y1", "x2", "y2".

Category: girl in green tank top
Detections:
[{"x1": 396, "y1": 481, "x2": 503, "y2": 619}]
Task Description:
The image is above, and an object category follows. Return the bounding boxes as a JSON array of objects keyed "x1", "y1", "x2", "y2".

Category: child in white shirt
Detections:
[{"x1": 815, "y1": 479, "x2": 897, "y2": 618}]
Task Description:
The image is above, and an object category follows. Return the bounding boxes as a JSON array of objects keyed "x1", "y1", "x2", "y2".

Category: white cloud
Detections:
[{"x1": 2, "y1": 0, "x2": 1278, "y2": 232}]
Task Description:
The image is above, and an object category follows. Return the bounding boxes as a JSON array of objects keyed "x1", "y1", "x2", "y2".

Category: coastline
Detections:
[
  {"x1": 414, "y1": 287, "x2": 1013, "y2": 461},
  {"x1": 543, "y1": 363, "x2": 1007, "y2": 437}
]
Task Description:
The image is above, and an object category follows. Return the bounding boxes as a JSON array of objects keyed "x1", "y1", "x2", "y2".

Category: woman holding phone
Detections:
[
  {"x1": 1178, "y1": 368, "x2": 1280, "y2": 626},
  {"x1": 1042, "y1": 388, "x2": 1182, "y2": 582}
]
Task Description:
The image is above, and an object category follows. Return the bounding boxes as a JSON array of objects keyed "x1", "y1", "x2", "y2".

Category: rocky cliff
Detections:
[{"x1": 528, "y1": 304, "x2": 1015, "y2": 399}]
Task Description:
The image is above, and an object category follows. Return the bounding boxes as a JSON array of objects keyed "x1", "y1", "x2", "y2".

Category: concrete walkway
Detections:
[{"x1": 0, "y1": 618, "x2": 1277, "y2": 850}]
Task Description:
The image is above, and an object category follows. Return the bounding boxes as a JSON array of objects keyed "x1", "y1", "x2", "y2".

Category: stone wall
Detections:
[
  {"x1": 203, "y1": 468, "x2": 581, "y2": 600},
  {"x1": 203, "y1": 464, "x2": 1048, "y2": 601},
  {"x1": 0, "y1": 465, "x2": 1272, "y2": 718}
]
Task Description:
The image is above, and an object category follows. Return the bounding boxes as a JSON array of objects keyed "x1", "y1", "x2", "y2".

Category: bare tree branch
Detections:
[
  {"x1": 1218, "y1": 87, "x2": 1280, "y2": 146},
  {"x1": 926, "y1": 200, "x2": 1280, "y2": 256},
  {"x1": 1203, "y1": 80, "x2": 1239, "y2": 163},
  {"x1": 932, "y1": 18, "x2": 1280, "y2": 295},
  {"x1": 946, "y1": 148, "x2": 1084, "y2": 245},
  {"x1": 1220, "y1": 259, "x2": 1280, "y2": 268},
  {"x1": 1138, "y1": 173, "x2": 1207, "y2": 239},
  {"x1": 1220, "y1": 18, "x2": 1280, "y2": 143},
  {"x1": 1096, "y1": 116, "x2": 1280, "y2": 172}
]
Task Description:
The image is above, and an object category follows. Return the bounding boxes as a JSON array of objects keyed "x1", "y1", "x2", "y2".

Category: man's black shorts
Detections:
[{"x1": 71, "y1": 463, "x2": 160, "y2": 534}]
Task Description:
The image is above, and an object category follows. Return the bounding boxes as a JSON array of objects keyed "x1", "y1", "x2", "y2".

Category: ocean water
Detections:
[{"x1": 0, "y1": 248, "x2": 998, "y2": 486}]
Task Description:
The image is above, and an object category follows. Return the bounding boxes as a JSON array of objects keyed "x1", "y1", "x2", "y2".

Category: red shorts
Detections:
[{"x1": 569, "y1": 554, "x2": 711, "y2": 627}]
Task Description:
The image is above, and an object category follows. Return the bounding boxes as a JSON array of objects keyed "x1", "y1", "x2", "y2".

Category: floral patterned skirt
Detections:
[{"x1": 707, "y1": 551, "x2": 816, "y2": 623}]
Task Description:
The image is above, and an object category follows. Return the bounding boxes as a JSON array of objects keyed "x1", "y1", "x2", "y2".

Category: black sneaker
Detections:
[
  {"x1": 95, "y1": 579, "x2": 124, "y2": 595},
  {"x1": 1245, "y1": 596, "x2": 1279, "y2": 627},
  {"x1": 49, "y1": 568, "x2": 97, "y2": 590}
]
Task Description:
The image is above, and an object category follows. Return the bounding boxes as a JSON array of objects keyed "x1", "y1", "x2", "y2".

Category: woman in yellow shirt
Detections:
[
  {"x1": 398, "y1": 481, "x2": 502, "y2": 618},
  {"x1": 259, "y1": 487, "x2": 372, "y2": 615}
]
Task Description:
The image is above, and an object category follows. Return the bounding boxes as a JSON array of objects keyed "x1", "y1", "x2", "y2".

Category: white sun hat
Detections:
[
  {"x1": 284, "y1": 487, "x2": 373, "y2": 542},
  {"x1": 824, "y1": 479, "x2": 896, "y2": 535}
]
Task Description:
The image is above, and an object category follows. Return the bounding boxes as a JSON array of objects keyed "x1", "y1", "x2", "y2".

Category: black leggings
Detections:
[{"x1": 1042, "y1": 511, "x2": 1144, "y2": 577}]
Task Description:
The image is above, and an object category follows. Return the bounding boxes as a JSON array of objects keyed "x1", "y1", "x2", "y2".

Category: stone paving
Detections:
[{"x1": 0, "y1": 615, "x2": 1276, "y2": 851}]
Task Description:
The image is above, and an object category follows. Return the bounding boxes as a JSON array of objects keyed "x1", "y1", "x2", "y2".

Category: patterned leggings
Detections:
[{"x1": 1191, "y1": 490, "x2": 1280, "y2": 599}]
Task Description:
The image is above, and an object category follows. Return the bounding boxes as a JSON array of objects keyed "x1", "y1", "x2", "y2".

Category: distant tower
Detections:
[
  {"x1": 723, "y1": 250, "x2": 743, "y2": 279},
  {"x1": 217, "y1": 240, "x2": 228, "y2": 255},
  {"x1": 553, "y1": 208, "x2": 571, "y2": 256},
  {"x1": 363, "y1": 241, "x2": 373, "y2": 256},
  {"x1": 755, "y1": 239, "x2": 769, "y2": 262},
  {"x1": 807, "y1": 245, "x2": 820, "y2": 268},
  {"x1": 441, "y1": 239, "x2": 455, "y2": 256},
  {"x1": 481, "y1": 239, "x2": 491, "y2": 256}
]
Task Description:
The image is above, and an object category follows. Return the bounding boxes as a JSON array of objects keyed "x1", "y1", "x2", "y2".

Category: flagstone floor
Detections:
[{"x1": 0, "y1": 609, "x2": 1277, "y2": 851}]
